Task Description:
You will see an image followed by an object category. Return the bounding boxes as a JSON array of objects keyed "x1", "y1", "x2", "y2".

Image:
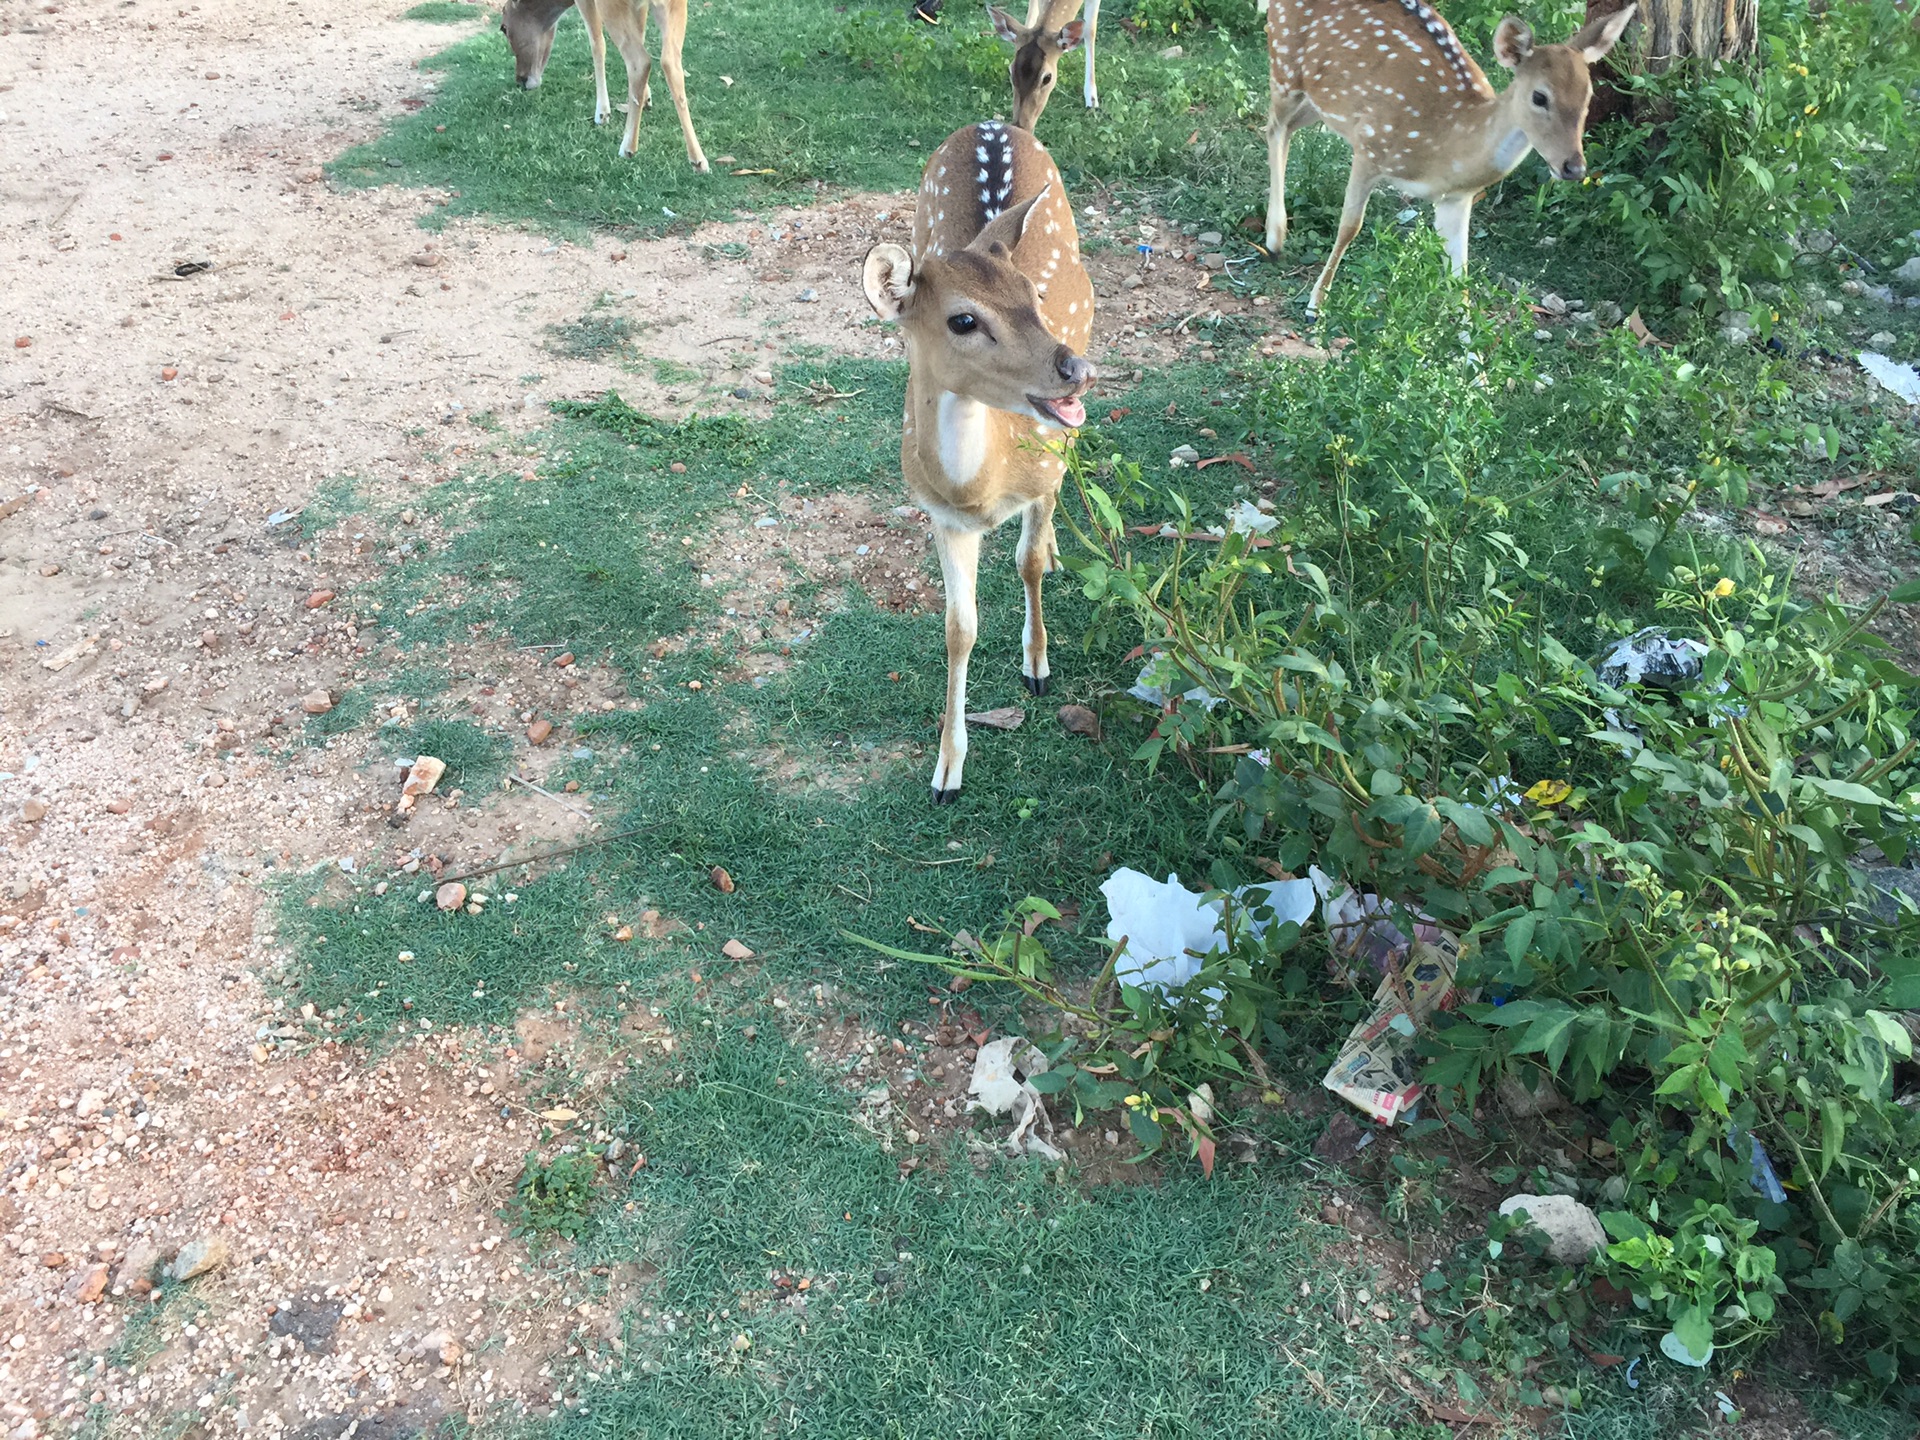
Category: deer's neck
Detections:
[
  {"x1": 1469, "y1": 88, "x2": 1534, "y2": 186},
  {"x1": 915, "y1": 387, "x2": 994, "y2": 489}
]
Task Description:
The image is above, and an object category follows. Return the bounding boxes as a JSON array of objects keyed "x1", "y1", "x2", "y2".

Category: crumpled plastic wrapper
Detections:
[
  {"x1": 1101, "y1": 868, "x2": 1318, "y2": 997},
  {"x1": 967, "y1": 1037, "x2": 1062, "y2": 1160}
]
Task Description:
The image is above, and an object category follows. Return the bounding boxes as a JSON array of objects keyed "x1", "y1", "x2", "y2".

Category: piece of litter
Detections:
[
  {"x1": 1224, "y1": 500, "x2": 1278, "y2": 536},
  {"x1": 1129, "y1": 653, "x2": 1223, "y2": 712},
  {"x1": 1859, "y1": 351, "x2": 1920, "y2": 403},
  {"x1": 266, "y1": 509, "x2": 301, "y2": 527},
  {"x1": 967, "y1": 1036, "x2": 1062, "y2": 1160},
  {"x1": 1102, "y1": 868, "x2": 1316, "y2": 1001},
  {"x1": 1319, "y1": 873, "x2": 1463, "y2": 1124}
]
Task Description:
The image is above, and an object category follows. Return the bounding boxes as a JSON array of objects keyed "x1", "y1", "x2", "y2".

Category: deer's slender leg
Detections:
[
  {"x1": 1082, "y1": 0, "x2": 1101, "y2": 109},
  {"x1": 583, "y1": 0, "x2": 610, "y2": 125},
  {"x1": 615, "y1": 8, "x2": 654, "y2": 158},
  {"x1": 1016, "y1": 492, "x2": 1058, "y2": 696},
  {"x1": 657, "y1": 0, "x2": 710, "y2": 172},
  {"x1": 1432, "y1": 193, "x2": 1473, "y2": 275},
  {"x1": 930, "y1": 523, "x2": 982, "y2": 803},
  {"x1": 1307, "y1": 161, "x2": 1374, "y2": 316},
  {"x1": 1264, "y1": 95, "x2": 1310, "y2": 253}
]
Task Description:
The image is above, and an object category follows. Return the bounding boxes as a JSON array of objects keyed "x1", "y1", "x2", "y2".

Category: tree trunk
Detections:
[{"x1": 1584, "y1": 0, "x2": 1760, "y2": 125}]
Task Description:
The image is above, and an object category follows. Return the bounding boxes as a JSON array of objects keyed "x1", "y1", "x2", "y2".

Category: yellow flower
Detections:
[
  {"x1": 1804, "y1": 103, "x2": 1818, "y2": 116},
  {"x1": 1524, "y1": 779, "x2": 1572, "y2": 806},
  {"x1": 1713, "y1": 578, "x2": 1736, "y2": 598}
]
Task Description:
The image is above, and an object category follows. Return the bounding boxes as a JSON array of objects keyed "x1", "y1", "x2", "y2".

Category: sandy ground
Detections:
[{"x1": 0, "y1": 1, "x2": 1289, "y2": 1435}]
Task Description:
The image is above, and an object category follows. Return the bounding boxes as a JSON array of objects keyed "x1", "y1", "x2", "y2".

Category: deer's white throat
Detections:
[
  {"x1": 935, "y1": 391, "x2": 990, "y2": 486},
  {"x1": 1491, "y1": 126, "x2": 1531, "y2": 175}
]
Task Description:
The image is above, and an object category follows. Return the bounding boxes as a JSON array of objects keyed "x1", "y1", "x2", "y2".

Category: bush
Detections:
[
  {"x1": 907, "y1": 238, "x2": 1920, "y2": 1390},
  {"x1": 1564, "y1": 0, "x2": 1920, "y2": 313}
]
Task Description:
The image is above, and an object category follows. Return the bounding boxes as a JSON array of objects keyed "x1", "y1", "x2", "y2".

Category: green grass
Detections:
[
  {"x1": 545, "y1": 1029, "x2": 1428, "y2": 1440},
  {"x1": 387, "y1": 716, "x2": 507, "y2": 792},
  {"x1": 404, "y1": 0, "x2": 487, "y2": 21}
]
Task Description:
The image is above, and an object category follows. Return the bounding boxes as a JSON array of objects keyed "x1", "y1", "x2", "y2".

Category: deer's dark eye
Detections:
[
  {"x1": 948, "y1": 313, "x2": 979, "y2": 335},
  {"x1": 1041, "y1": 73, "x2": 1053, "y2": 85},
  {"x1": 1532, "y1": 89, "x2": 1550, "y2": 108}
]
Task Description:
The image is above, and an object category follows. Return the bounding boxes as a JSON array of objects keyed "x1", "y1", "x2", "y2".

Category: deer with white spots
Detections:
[
  {"x1": 990, "y1": 0, "x2": 1105, "y2": 126},
  {"x1": 861, "y1": 121, "x2": 1096, "y2": 803},
  {"x1": 1264, "y1": 0, "x2": 1635, "y2": 313}
]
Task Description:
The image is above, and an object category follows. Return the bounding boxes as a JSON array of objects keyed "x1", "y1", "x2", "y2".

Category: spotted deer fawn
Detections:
[
  {"x1": 990, "y1": 0, "x2": 1104, "y2": 127},
  {"x1": 501, "y1": 0, "x2": 708, "y2": 170},
  {"x1": 862, "y1": 122, "x2": 1096, "y2": 803},
  {"x1": 1265, "y1": 0, "x2": 1635, "y2": 312}
]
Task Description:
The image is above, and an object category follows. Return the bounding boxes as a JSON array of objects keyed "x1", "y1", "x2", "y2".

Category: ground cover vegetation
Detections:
[{"x1": 283, "y1": 0, "x2": 1920, "y2": 1430}]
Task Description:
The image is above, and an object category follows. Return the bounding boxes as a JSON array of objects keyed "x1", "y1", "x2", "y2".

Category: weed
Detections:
[{"x1": 509, "y1": 1150, "x2": 603, "y2": 1243}]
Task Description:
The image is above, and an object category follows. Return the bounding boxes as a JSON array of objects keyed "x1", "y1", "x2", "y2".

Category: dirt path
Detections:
[{"x1": 0, "y1": 3, "x2": 1281, "y2": 1434}]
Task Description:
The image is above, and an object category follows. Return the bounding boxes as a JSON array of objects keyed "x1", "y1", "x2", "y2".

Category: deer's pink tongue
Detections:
[{"x1": 1038, "y1": 394, "x2": 1086, "y2": 428}]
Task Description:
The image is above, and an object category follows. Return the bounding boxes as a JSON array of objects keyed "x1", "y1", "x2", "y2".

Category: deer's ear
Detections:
[
  {"x1": 1492, "y1": 15, "x2": 1535, "y2": 67},
  {"x1": 988, "y1": 4, "x2": 1024, "y2": 44},
  {"x1": 969, "y1": 184, "x2": 1049, "y2": 258},
  {"x1": 1054, "y1": 18, "x2": 1086, "y2": 51},
  {"x1": 863, "y1": 244, "x2": 916, "y2": 321},
  {"x1": 1570, "y1": 3, "x2": 1634, "y2": 62}
]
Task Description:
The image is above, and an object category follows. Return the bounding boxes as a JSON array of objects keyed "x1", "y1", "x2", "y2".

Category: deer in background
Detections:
[
  {"x1": 990, "y1": 0, "x2": 1104, "y2": 127},
  {"x1": 862, "y1": 121, "x2": 1096, "y2": 803},
  {"x1": 1264, "y1": 0, "x2": 1635, "y2": 313},
  {"x1": 501, "y1": 0, "x2": 708, "y2": 170}
]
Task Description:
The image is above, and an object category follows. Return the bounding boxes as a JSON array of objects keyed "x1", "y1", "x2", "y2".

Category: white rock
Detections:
[
  {"x1": 1895, "y1": 255, "x2": 1920, "y2": 287},
  {"x1": 1498, "y1": 1193, "x2": 1606, "y2": 1265}
]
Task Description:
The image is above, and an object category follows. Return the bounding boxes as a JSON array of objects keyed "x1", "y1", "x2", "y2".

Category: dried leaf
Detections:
[
  {"x1": 721, "y1": 938, "x2": 754, "y2": 960},
  {"x1": 964, "y1": 706, "x2": 1026, "y2": 730},
  {"x1": 710, "y1": 865, "x2": 736, "y2": 893},
  {"x1": 1057, "y1": 704, "x2": 1102, "y2": 740},
  {"x1": 540, "y1": 1107, "x2": 579, "y2": 1123},
  {"x1": 1747, "y1": 509, "x2": 1789, "y2": 536},
  {"x1": 1625, "y1": 308, "x2": 1668, "y2": 347}
]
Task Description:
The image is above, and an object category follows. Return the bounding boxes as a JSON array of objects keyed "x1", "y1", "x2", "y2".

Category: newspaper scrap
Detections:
[{"x1": 1318, "y1": 877, "x2": 1464, "y2": 1124}]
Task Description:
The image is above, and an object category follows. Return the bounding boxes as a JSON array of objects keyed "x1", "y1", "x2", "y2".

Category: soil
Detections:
[{"x1": 0, "y1": 2, "x2": 1286, "y2": 1435}]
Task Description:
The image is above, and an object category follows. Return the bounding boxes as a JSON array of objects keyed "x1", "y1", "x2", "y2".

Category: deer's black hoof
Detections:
[
  {"x1": 931, "y1": 786, "x2": 961, "y2": 806},
  {"x1": 1023, "y1": 673, "x2": 1050, "y2": 697}
]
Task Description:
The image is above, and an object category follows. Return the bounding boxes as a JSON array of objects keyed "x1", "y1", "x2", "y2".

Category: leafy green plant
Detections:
[
  {"x1": 508, "y1": 1150, "x2": 602, "y2": 1242},
  {"x1": 1599, "y1": 1200, "x2": 1786, "y2": 1367},
  {"x1": 924, "y1": 237, "x2": 1920, "y2": 1386}
]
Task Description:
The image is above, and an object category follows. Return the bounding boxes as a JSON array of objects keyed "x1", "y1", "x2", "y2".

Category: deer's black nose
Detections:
[
  {"x1": 1561, "y1": 157, "x2": 1587, "y2": 181},
  {"x1": 1056, "y1": 348, "x2": 1094, "y2": 392}
]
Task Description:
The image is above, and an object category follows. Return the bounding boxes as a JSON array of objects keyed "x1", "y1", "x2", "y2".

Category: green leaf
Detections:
[
  {"x1": 1505, "y1": 913, "x2": 1537, "y2": 968},
  {"x1": 1808, "y1": 777, "x2": 1886, "y2": 808},
  {"x1": 1026, "y1": 1068, "x2": 1075, "y2": 1094},
  {"x1": 1436, "y1": 798, "x2": 1493, "y2": 847},
  {"x1": 1127, "y1": 1107, "x2": 1164, "y2": 1149},
  {"x1": 1662, "y1": 1308, "x2": 1714, "y2": 1367}
]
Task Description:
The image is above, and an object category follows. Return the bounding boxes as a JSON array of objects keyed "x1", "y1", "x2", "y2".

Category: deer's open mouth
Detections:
[{"x1": 1030, "y1": 394, "x2": 1086, "y2": 428}]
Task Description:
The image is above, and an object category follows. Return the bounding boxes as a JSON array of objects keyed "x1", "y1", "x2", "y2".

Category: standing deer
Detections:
[
  {"x1": 1264, "y1": 0, "x2": 1635, "y2": 313},
  {"x1": 990, "y1": 0, "x2": 1104, "y2": 126},
  {"x1": 862, "y1": 121, "x2": 1096, "y2": 803},
  {"x1": 501, "y1": 0, "x2": 708, "y2": 170}
]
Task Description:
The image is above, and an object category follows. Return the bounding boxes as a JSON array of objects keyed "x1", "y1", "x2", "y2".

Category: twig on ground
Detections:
[{"x1": 508, "y1": 772, "x2": 596, "y2": 821}]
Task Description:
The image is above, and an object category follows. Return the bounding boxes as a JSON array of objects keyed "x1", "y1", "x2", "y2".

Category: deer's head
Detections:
[
  {"x1": 500, "y1": 0, "x2": 565, "y2": 90},
  {"x1": 989, "y1": 5, "x2": 1086, "y2": 131},
  {"x1": 863, "y1": 189, "x2": 1094, "y2": 429},
  {"x1": 1492, "y1": 6, "x2": 1635, "y2": 181}
]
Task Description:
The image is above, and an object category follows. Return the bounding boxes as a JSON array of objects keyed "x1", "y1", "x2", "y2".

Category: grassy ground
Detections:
[{"x1": 283, "y1": 1, "x2": 1920, "y2": 1433}]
